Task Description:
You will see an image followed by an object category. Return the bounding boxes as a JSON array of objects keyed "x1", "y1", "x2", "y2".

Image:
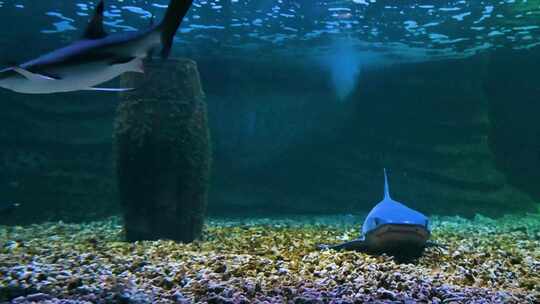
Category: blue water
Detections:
[
  {"x1": 0, "y1": 0, "x2": 539, "y2": 222},
  {"x1": 1, "y1": 0, "x2": 539, "y2": 61},
  {"x1": 0, "y1": 3, "x2": 539, "y2": 302}
]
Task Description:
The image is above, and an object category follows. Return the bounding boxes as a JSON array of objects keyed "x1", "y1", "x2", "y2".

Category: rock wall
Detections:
[
  {"x1": 0, "y1": 91, "x2": 117, "y2": 224},
  {"x1": 0, "y1": 53, "x2": 538, "y2": 224},
  {"x1": 484, "y1": 49, "x2": 540, "y2": 200},
  {"x1": 206, "y1": 56, "x2": 538, "y2": 217},
  {"x1": 325, "y1": 57, "x2": 537, "y2": 216}
]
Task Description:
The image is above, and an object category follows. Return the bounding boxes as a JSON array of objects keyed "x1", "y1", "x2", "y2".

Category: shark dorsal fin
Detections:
[
  {"x1": 83, "y1": 0, "x2": 107, "y2": 39},
  {"x1": 383, "y1": 168, "x2": 391, "y2": 200}
]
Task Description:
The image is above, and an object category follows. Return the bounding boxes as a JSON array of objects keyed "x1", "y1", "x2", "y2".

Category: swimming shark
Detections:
[
  {"x1": 318, "y1": 169, "x2": 432, "y2": 259},
  {"x1": 0, "y1": 0, "x2": 193, "y2": 94}
]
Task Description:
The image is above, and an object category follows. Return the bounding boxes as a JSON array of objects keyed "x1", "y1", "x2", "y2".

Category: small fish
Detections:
[
  {"x1": 0, "y1": 202, "x2": 20, "y2": 216},
  {"x1": 0, "y1": 0, "x2": 193, "y2": 94},
  {"x1": 318, "y1": 169, "x2": 435, "y2": 260}
]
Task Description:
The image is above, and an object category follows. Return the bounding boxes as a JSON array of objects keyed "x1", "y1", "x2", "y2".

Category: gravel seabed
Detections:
[{"x1": 1, "y1": 212, "x2": 539, "y2": 303}]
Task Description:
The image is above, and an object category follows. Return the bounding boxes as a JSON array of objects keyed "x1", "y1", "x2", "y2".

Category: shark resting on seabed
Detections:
[
  {"x1": 318, "y1": 169, "x2": 442, "y2": 260},
  {"x1": 0, "y1": 0, "x2": 194, "y2": 94}
]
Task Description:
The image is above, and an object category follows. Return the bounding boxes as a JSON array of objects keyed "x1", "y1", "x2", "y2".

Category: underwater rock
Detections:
[
  {"x1": 115, "y1": 59, "x2": 211, "y2": 242},
  {"x1": 224, "y1": 57, "x2": 537, "y2": 217},
  {"x1": 484, "y1": 49, "x2": 540, "y2": 202}
]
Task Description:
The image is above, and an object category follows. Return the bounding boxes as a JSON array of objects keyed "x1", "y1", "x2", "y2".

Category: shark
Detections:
[
  {"x1": 318, "y1": 169, "x2": 433, "y2": 260},
  {"x1": 0, "y1": 0, "x2": 193, "y2": 94}
]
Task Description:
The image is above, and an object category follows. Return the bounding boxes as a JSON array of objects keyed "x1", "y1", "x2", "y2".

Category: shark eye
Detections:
[{"x1": 374, "y1": 218, "x2": 381, "y2": 226}]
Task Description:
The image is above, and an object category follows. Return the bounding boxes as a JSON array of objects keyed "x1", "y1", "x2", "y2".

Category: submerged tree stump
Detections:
[{"x1": 114, "y1": 59, "x2": 211, "y2": 242}]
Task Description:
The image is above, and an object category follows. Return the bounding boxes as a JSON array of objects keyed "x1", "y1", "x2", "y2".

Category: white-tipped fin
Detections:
[
  {"x1": 127, "y1": 57, "x2": 144, "y2": 73},
  {"x1": 13, "y1": 67, "x2": 57, "y2": 81},
  {"x1": 383, "y1": 168, "x2": 391, "y2": 200}
]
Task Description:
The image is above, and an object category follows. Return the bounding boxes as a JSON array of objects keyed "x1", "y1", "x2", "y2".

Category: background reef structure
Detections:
[
  {"x1": 204, "y1": 55, "x2": 539, "y2": 217},
  {"x1": 0, "y1": 51, "x2": 538, "y2": 224},
  {"x1": 114, "y1": 59, "x2": 211, "y2": 242}
]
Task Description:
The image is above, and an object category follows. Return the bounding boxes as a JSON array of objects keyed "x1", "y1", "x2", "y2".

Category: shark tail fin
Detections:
[
  {"x1": 383, "y1": 168, "x2": 391, "y2": 200},
  {"x1": 158, "y1": 0, "x2": 194, "y2": 58}
]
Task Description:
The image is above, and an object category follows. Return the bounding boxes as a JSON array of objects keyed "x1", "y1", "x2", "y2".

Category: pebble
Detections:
[{"x1": 0, "y1": 215, "x2": 538, "y2": 303}]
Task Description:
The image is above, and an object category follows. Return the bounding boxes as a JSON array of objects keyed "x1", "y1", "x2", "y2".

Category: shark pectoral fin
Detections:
[
  {"x1": 316, "y1": 244, "x2": 331, "y2": 250},
  {"x1": 317, "y1": 240, "x2": 367, "y2": 251},
  {"x1": 331, "y1": 239, "x2": 368, "y2": 251},
  {"x1": 12, "y1": 67, "x2": 58, "y2": 81},
  {"x1": 85, "y1": 87, "x2": 134, "y2": 92},
  {"x1": 126, "y1": 58, "x2": 144, "y2": 74},
  {"x1": 110, "y1": 57, "x2": 137, "y2": 65},
  {"x1": 110, "y1": 57, "x2": 144, "y2": 74}
]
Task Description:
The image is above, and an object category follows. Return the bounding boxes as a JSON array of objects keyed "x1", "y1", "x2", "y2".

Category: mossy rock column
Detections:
[{"x1": 114, "y1": 59, "x2": 211, "y2": 242}]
